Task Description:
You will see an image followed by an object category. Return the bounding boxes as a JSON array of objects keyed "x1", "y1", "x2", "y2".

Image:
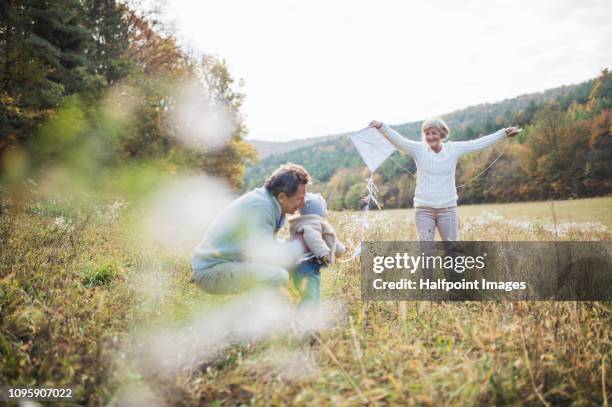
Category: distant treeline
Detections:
[
  {"x1": 1, "y1": 1, "x2": 256, "y2": 190},
  {"x1": 244, "y1": 70, "x2": 611, "y2": 209}
]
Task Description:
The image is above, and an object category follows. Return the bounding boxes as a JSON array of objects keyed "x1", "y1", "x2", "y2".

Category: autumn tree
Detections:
[
  {"x1": 584, "y1": 109, "x2": 612, "y2": 192},
  {"x1": 1, "y1": 1, "x2": 259, "y2": 191}
]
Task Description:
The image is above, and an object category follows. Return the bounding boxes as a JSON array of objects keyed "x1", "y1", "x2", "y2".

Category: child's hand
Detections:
[{"x1": 321, "y1": 254, "x2": 331, "y2": 264}]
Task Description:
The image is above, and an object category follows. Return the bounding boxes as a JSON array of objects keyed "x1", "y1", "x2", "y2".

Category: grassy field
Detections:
[
  {"x1": 421, "y1": 196, "x2": 611, "y2": 226},
  {"x1": 1, "y1": 193, "x2": 610, "y2": 405}
]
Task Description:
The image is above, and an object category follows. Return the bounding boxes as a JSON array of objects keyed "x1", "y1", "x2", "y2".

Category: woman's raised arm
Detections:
[
  {"x1": 453, "y1": 127, "x2": 520, "y2": 156},
  {"x1": 369, "y1": 120, "x2": 421, "y2": 156}
]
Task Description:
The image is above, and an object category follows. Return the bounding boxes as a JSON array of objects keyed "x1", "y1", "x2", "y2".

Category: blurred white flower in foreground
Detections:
[
  {"x1": 169, "y1": 80, "x2": 237, "y2": 151},
  {"x1": 140, "y1": 174, "x2": 234, "y2": 254},
  {"x1": 128, "y1": 289, "x2": 343, "y2": 378}
]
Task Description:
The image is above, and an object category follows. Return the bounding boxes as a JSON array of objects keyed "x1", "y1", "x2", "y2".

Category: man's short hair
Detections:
[{"x1": 264, "y1": 163, "x2": 310, "y2": 198}]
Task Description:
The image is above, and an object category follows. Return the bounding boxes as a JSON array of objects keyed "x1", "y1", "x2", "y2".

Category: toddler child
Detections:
[{"x1": 289, "y1": 193, "x2": 346, "y2": 308}]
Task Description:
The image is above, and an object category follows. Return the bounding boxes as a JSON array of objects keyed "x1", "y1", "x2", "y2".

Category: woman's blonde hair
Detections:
[{"x1": 421, "y1": 117, "x2": 450, "y2": 139}]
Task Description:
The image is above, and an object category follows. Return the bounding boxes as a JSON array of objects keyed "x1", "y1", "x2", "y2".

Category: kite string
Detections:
[
  {"x1": 455, "y1": 141, "x2": 510, "y2": 189},
  {"x1": 351, "y1": 170, "x2": 381, "y2": 260},
  {"x1": 345, "y1": 170, "x2": 380, "y2": 261},
  {"x1": 386, "y1": 153, "x2": 416, "y2": 179},
  {"x1": 365, "y1": 175, "x2": 382, "y2": 210},
  {"x1": 356, "y1": 138, "x2": 416, "y2": 178}
]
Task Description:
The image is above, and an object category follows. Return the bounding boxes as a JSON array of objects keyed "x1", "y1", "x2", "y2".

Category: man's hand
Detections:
[
  {"x1": 504, "y1": 126, "x2": 522, "y2": 137},
  {"x1": 369, "y1": 120, "x2": 383, "y2": 129},
  {"x1": 321, "y1": 254, "x2": 331, "y2": 265}
]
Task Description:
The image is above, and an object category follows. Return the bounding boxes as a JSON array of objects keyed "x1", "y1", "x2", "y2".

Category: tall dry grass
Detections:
[{"x1": 1, "y1": 191, "x2": 610, "y2": 405}]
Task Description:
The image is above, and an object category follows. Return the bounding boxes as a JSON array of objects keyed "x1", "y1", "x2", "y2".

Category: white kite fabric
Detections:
[
  {"x1": 347, "y1": 127, "x2": 397, "y2": 260},
  {"x1": 349, "y1": 127, "x2": 396, "y2": 172}
]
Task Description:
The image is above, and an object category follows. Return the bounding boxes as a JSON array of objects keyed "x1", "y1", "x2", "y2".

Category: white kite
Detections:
[
  {"x1": 346, "y1": 126, "x2": 397, "y2": 260},
  {"x1": 349, "y1": 127, "x2": 396, "y2": 172}
]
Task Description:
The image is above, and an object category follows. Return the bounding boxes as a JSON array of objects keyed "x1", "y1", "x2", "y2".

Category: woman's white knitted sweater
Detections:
[{"x1": 380, "y1": 123, "x2": 507, "y2": 208}]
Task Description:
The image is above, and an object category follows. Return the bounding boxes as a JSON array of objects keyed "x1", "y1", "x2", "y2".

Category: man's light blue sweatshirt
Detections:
[{"x1": 192, "y1": 187, "x2": 301, "y2": 271}]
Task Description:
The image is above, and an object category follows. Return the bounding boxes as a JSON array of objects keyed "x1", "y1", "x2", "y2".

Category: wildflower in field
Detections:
[
  {"x1": 103, "y1": 199, "x2": 127, "y2": 223},
  {"x1": 52, "y1": 216, "x2": 75, "y2": 233}
]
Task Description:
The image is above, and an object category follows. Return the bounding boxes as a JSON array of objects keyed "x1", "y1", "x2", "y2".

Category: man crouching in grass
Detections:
[{"x1": 192, "y1": 163, "x2": 309, "y2": 294}]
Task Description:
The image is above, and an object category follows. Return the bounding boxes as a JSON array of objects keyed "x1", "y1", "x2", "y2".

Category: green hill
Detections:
[{"x1": 247, "y1": 135, "x2": 339, "y2": 159}]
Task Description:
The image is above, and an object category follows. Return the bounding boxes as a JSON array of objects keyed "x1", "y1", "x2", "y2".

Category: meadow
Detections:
[{"x1": 1, "y1": 192, "x2": 610, "y2": 406}]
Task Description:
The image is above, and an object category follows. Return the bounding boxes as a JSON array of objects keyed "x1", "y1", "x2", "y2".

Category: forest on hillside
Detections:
[
  {"x1": 244, "y1": 71, "x2": 612, "y2": 210},
  {"x1": 1, "y1": 0, "x2": 257, "y2": 194}
]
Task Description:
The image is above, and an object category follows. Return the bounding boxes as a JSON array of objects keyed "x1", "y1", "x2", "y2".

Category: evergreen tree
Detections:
[{"x1": 84, "y1": 0, "x2": 132, "y2": 85}]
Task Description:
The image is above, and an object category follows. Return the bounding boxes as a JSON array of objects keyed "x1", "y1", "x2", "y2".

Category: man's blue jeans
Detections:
[{"x1": 291, "y1": 259, "x2": 322, "y2": 308}]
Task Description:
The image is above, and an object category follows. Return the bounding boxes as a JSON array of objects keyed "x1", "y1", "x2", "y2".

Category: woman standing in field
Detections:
[{"x1": 368, "y1": 118, "x2": 521, "y2": 241}]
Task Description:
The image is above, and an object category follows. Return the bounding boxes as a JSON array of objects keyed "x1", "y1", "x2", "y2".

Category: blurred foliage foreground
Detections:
[{"x1": 1, "y1": 187, "x2": 610, "y2": 405}]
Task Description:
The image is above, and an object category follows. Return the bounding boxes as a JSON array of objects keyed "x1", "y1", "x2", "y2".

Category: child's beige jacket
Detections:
[{"x1": 289, "y1": 214, "x2": 346, "y2": 263}]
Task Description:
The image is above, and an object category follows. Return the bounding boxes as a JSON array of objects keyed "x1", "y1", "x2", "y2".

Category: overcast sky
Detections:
[{"x1": 165, "y1": 0, "x2": 611, "y2": 142}]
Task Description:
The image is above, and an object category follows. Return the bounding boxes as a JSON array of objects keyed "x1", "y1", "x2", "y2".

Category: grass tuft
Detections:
[{"x1": 82, "y1": 261, "x2": 118, "y2": 288}]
